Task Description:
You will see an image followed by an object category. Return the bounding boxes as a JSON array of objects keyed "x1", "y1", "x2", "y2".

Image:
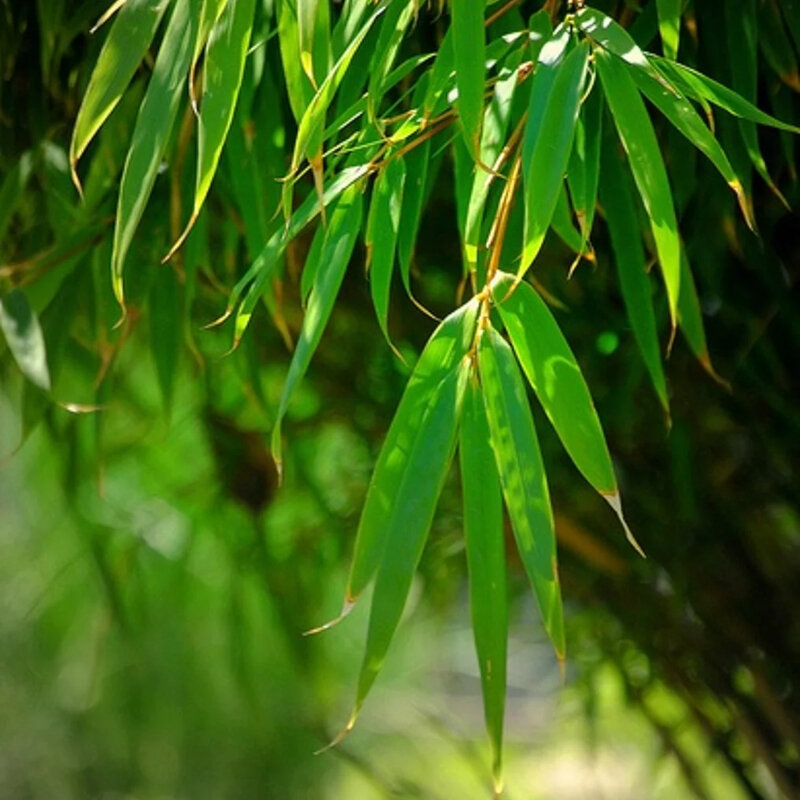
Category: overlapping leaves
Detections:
[{"x1": 51, "y1": 0, "x2": 800, "y2": 793}]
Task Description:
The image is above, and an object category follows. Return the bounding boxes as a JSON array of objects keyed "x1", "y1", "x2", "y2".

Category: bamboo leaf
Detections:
[
  {"x1": 367, "y1": 1, "x2": 416, "y2": 120},
  {"x1": 345, "y1": 299, "x2": 479, "y2": 605},
  {"x1": 550, "y1": 185, "x2": 584, "y2": 256},
  {"x1": 347, "y1": 359, "x2": 469, "y2": 729},
  {"x1": 656, "y1": 0, "x2": 681, "y2": 60},
  {"x1": 70, "y1": 0, "x2": 170, "y2": 187},
  {"x1": 396, "y1": 138, "x2": 430, "y2": 298},
  {"x1": 492, "y1": 272, "x2": 641, "y2": 556},
  {"x1": 460, "y1": 374, "x2": 507, "y2": 796},
  {"x1": 567, "y1": 83, "x2": 603, "y2": 247},
  {"x1": 477, "y1": 325, "x2": 564, "y2": 657},
  {"x1": 594, "y1": 45, "x2": 680, "y2": 333},
  {"x1": 451, "y1": 0, "x2": 486, "y2": 158},
  {"x1": 599, "y1": 135, "x2": 669, "y2": 412},
  {"x1": 0, "y1": 289, "x2": 51, "y2": 392},
  {"x1": 278, "y1": 0, "x2": 315, "y2": 123},
  {"x1": 271, "y1": 186, "x2": 364, "y2": 472},
  {"x1": 521, "y1": 39, "x2": 589, "y2": 276},
  {"x1": 366, "y1": 156, "x2": 406, "y2": 348},
  {"x1": 111, "y1": 0, "x2": 198, "y2": 307},
  {"x1": 626, "y1": 57, "x2": 753, "y2": 227},
  {"x1": 189, "y1": 0, "x2": 255, "y2": 233},
  {"x1": 652, "y1": 57, "x2": 800, "y2": 133}
]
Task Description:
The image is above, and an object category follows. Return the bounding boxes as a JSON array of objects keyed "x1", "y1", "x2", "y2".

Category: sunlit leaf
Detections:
[
  {"x1": 345, "y1": 299, "x2": 479, "y2": 605},
  {"x1": 477, "y1": 325, "x2": 564, "y2": 656},
  {"x1": 111, "y1": 0, "x2": 198, "y2": 307},
  {"x1": 521, "y1": 38, "x2": 589, "y2": 276},
  {"x1": 271, "y1": 186, "x2": 364, "y2": 472},
  {"x1": 70, "y1": 0, "x2": 170, "y2": 188},
  {"x1": 0, "y1": 288, "x2": 51, "y2": 391},
  {"x1": 167, "y1": 0, "x2": 255, "y2": 257},
  {"x1": 451, "y1": 0, "x2": 486, "y2": 158},
  {"x1": 366, "y1": 156, "x2": 406, "y2": 349},
  {"x1": 656, "y1": 0, "x2": 681, "y2": 60},
  {"x1": 460, "y1": 374, "x2": 507, "y2": 796},
  {"x1": 594, "y1": 45, "x2": 680, "y2": 333}
]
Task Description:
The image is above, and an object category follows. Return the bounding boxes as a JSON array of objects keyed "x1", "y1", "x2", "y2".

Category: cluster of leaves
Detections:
[{"x1": 2, "y1": 0, "x2": 799, "y2": 794}]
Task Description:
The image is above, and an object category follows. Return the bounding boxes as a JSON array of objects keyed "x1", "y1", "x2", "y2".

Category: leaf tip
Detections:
[
  {"x1": 302, "y1": 598, "x2": 356, "y2": 637},
  {"x1": 603, "y1": 490, "x2": 646, "y2": 558},
  {"x1": 314, "y1": 711, "x2": 357, "y2": 755}
]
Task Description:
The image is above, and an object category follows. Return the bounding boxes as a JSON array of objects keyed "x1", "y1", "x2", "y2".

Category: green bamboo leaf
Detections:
[
  {"x1": 599, "y1": 134, "x2": 669, "y2": 413},
  {"x1": 291, "y1": 1, "x2": 387, "y2": 169},
  {"x1": 550, "y1": 185, "x2": 584, "y2": 256},
  {"x1": 656, "y1": 0, "x2": 681, "y2": 60},
  {"x1": 278, "y1": 0, "x2": 315, "y2": 123},
  {"x1": 366, "y1": 1, "x2": 416, "y2": 120},
  {"x1": 0, "y1": 288, "x2": 51, "y2": 391},
  {"x1": 626, "y1": 56, "x2": 753, "y2": 228},
  {"x1": 521, "y1": 39, "x2": 589, "y2": 276},
  {"x1": 594, "y1": 45, "x2": 680, "y2": 333},
  {"x1": 396, "y1": 138, "x2": 430, "y2": 298},
  {"x1": 298, "y1": 0, "x2": 322, "y2": 84},
  {"x1": 451, "y1": 0, "x2": 486, "y2": 158},
  {"x1": 271, "y1": 186, "x2": 364, "y2": 473},
  {"x1": 421, "y1": 28, "x2": 453, "y2": 121},
  {"x1": 567, "y1": 83, "x2": 603, "y2": 247},
  {"x1": 231, "y1": 161, "x2": 374, "y2": 341},
  {"x1": 173, "y1": 0, "x2": 254, "y2": 253},
  {"x1": 342, "y1": 358, "x2": 469, "y2": 735},
  {"x1": 300, "y1": 225, "x2": 325, "y2": 306},
  {"x1": 460, "y1": 374, "x2": 507, "y2": 796},
  {"x1": 492, "y1": 271, "x2": 643, "y2": 554},
  {"x1": 366, "y1": 156, "x2": 406, "y2": 349},
  {"x1": 342, "y1": 299, "x2": 479, "y2": 609},
  {"x1": 477, "y1": 325, "x2": 564, "y2": 657},
  {"x1": 652, "y1": 57, "x2": 800, "y2": 133},
  {"x1": 464, "y1": 46, "x2": 523, "y2": 276},
  {"x1": 70, "y1": 0, "x2": 170, "y2": 188},
  {"x1": 111, "y1": 0, "x2": 198, "y2": 307}
]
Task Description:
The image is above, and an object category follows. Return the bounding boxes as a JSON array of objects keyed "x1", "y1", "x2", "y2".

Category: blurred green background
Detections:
[{"x1": 2, "y1": 0, "x2": 800, "y2": 797}]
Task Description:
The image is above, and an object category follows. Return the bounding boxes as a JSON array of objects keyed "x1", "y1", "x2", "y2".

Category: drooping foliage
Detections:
[{"x1": 1, "y1": 0, "x2": 799, "y2": 795}]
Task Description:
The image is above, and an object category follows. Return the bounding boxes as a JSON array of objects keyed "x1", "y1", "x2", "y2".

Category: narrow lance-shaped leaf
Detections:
[
  {"x1": 340, "y1": 300, "x2": 479, "y2": 612},
  {"x1": 652, "y1": 57, "x2": 800, "y2": 133},
  {"x1": 341, "y1": 360, "x2": 468, "y2": 738},
  {"x1": 396, "y1": 137, "x2": 430, "y2": 299},
  {"x1": 298, "y1": 0, "x2": 321, "y2": 84},
  {"x1": 521, "y1": 39, "x2": 589, "y2": 276},
  {"x1": 626, "y1": 59, "x2": 754, "y2": 228},
  {"x1": 550, "y1": 184, "x2": 584, "y2": 256},
  {"x1": 492, "y1": 272, "x2": 644, "y2": 554},
  {"x1": 451, "y1": 0, "x2": 486, "y2": 158},
  {"x1": 593, "y1": 45, "x2": 680, "y2": 334},
  {"x1": 0, "y1": 289, "x2": 51, "y2": 392},
  {"x1": 271, "y1": 186, "x2": 363, "y2": 473},
  {"x1": 460, "y1": 373, "x2": 507, "y2": 796},
  {"x1": 366, "y1": 156, "x2": 406, "y2": 350},
  {"x1": 599, "y1": 134, "x2": 669, "y2": 413},
  {"x1": 656, "y1": 0, "x2": 681, "y2": 60},
  {"x1": 111, "y1": 0, "x2": 198, "y2": 307},
  {"x1": 725, "y1": 0, "x2": 785, "y2": 201},
  {"x1": 567, "y1": 83, "x2": 603, "y2": 249},
  {"x1": 477, "y1": 325, "x2": 564, "y2": 657},
  {"x1": 165, "y1": 0, "x2": 255, "y2": 259},
  {"x1": 189, "y1": 0, "x2": 229, "y2": 108},
  {"x1": 70, "y1": 0, "x2": 170, "y2": 189},
  {"x1": 464, "y1": 46, "x2": 523, "y2": 276}
]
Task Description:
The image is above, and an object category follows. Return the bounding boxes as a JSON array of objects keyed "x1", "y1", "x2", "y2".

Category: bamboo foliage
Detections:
[{"x1": 2, "y1": 0, "x2": 798, "y2": 792}]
